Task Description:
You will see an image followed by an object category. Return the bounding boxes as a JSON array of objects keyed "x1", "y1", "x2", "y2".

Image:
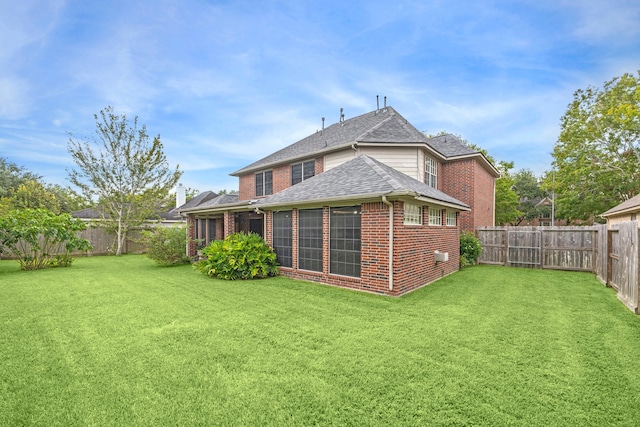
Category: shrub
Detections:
[
  {"x1": 194, "y1": 232, "x2": 279, "y2": 280},
  {"x1": 0, "y1": 208, "x2": 91, "y2": 270},
  {"x1": 460, "y1": 231, "x2": 482, "y2": 268},
  {"x1": 140, "y1": 226, "x2": 191, "y2": 266}
]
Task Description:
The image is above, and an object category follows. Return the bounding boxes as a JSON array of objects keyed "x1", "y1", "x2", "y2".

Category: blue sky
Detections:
[{"x1": 1, "y1": 0, "x2": 639, "y2": 194}]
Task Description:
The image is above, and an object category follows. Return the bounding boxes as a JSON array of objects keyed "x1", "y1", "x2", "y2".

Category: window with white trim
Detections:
[
  {"x1": 404, "y1": 203, "x2": 422, "y2": 225},
  {"x1": 291, "y1": 160, "x2": 315, "y2": 185},
  {"x1": 446, "y1": 210, "x2": 457, "y2": 226},
  {"x1": 255, "y1": 170, "x2": 273, "y2": 197},
  {"x1": 429, "y1": 208, "x2": 442, "y2": 226},
  {"x1": 425, "y1": 157, "x2": 437, "y2": 188}
]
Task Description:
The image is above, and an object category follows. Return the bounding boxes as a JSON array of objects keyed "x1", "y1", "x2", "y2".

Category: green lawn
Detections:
[{"x1": 2, "y1": 256, "x2": 640, "y2": 426}]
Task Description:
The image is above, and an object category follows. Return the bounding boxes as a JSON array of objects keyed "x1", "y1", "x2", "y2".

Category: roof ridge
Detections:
[{"x1": 354, "y1": 112, "x2": 395, "y2": 141}]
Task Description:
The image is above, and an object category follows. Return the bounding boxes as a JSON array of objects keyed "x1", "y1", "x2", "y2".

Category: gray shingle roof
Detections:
[
  {"x1": 256, "y1": 155, "x2": 469, "y2": 209},
  {"x1": 180, "y1": 193, "x2": 241, "y2": 211},
  {"x1": 178, "y1": 191, "x2": 218, "y2": 210},
  {"x1": 232, "y1": 107, "x2": 437, "y2": 175},
  {"x1": 425, "y1": 133, "x2": 479, "y2": 157}
]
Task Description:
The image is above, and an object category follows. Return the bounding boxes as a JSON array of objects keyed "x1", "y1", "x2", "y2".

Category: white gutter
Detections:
[{"x1": 382, "y1": 195, "x2": 394, "y2": 292}]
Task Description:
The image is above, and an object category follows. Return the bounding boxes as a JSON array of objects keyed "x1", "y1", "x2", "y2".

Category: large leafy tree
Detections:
[
  {"x1": 0, "y1": 157, "x2": 41, "y2": 199},
  {"x1": 494, "y1": 161, "x2": 521, "y2": 225},
  {"x1": 68, "y1": 106, "x2": 182, "y2": 255},
  {"x1": 552, "y1": 70, "x2": 640, "y2": 221},
  {"x1": 512, "y1": 169, "x2": 550, "y2": 225}
]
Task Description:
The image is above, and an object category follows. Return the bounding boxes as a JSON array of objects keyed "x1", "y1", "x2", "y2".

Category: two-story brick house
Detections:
[{"x1": 180, "y1": 106, "x2": 498, "y2": 295}]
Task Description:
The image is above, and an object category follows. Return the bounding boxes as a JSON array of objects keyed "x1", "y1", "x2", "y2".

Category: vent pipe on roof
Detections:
[
  {"x1": 340, "y1": 107, "x2": 344, "y2": 123},
  {"x1": 384, "y1": 96, "x2": 387, "y2": 108},
  {"x1": 376, "y1": 95, "x2": 379, "y2": 112},
  {"x1": 322, "y1": 117, "x2": 325, "y2": 130}
]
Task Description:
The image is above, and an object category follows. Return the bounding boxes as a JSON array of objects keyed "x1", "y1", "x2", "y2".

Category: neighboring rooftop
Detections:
[{"x1": 601, "y1": 193, "x2": 640, "y2": 218}]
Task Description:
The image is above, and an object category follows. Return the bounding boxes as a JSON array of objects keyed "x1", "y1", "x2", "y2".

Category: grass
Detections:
[{"x1": 2, "y1": 256, "x2": 640, "y2": 426}]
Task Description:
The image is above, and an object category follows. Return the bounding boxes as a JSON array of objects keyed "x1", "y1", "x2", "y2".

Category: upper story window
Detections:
[
  {"x1": 255, "y1": 170, "x2": 273, "y2": 197},
  {"x1": 291, "y1": 160, "x2": 315, "y2": 185},
  {"x1": 425, "y1": 157, "x2": 437, "y2": 188}
]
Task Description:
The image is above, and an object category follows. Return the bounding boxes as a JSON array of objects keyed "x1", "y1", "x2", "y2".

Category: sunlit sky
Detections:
[{"x1": 1, "y1": 0, "x2": 639, "y2": 193}]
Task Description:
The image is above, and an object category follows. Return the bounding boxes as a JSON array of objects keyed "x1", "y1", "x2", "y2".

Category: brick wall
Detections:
[
  {"x1": 266, "y1": 201, "x2": 459, "y2": 296},
  {"x1": 440, "y1": 158, "x2": 495, "y2": 231},
  {"x1": 473, "y1": 161, "x2": 495, "y2": 228},
  {"x1": 440, "y1": 158, "x2": 475, "y2": 232},
  {"x1": 237, "y1": 158, "x2": 323, "y2": 201},
  {"x1": 392, "y1": 204, "x2": 459, "y2": 295}
]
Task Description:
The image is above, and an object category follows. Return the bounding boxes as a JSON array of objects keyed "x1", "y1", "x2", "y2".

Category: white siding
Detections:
[
  {"x1": 325, "y1": 149, "x2": 357, "y2": 171},
  {"x1": 358, "y1": 146, "x2": 422, "y2": 181}
]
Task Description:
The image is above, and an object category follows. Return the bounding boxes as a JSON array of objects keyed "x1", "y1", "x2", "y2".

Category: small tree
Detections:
[
  {"x1": 141, "y1": 226, "x2": 191, "y2": 266},
  {"x1": 460, "y1": 231, "x2": 482, "y2": 268},
  {"x1": 0, "y1": 208, "x2": 91, "y2": 270},
  {"x1": 194, "y1": 232, "x2": 279, "y2": 280},
  {"x1": 68, "y1": 106, "x2": 182, "y2": 256}
]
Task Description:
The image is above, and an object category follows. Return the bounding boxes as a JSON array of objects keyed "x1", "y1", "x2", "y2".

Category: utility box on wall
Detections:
[{"x1": 434, "y1": 251, "x2": 449, "y2": 262}]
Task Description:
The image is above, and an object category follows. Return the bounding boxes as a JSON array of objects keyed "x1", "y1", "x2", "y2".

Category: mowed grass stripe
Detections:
[{"x1": 2, "y1": 256, "x2": 640, "y2": 426}]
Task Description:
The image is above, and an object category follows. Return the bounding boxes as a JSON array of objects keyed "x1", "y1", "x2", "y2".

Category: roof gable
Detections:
[{"x1": 231, "y1": 107, "x2": 433, "y2": 176}]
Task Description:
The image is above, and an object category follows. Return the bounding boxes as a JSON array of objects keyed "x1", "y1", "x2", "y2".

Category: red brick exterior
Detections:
[
  {"x1": 266, "y1": 201, "x2": 459, "y2": 296},
  {"x1": 440, "y1": 158, "x2": 494, "y2": 231},
  {"x1": 189, "y1": 150, "x2": 492, "y2": 295},
  {"x1": 472, "y1": 160, "x2": 495, "y2": 229},
  {"x1": 238, "y1": 158, "x2": 323, "y2": 202}
]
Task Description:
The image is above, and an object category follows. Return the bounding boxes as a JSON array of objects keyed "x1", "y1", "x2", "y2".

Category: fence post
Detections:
[{"x1": 503, "y1": 228, "x2": 508, "y2": 266}]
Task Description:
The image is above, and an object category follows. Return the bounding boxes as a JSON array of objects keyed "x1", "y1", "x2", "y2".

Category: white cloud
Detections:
[{"x1": 0, "y1": 78, "x2": 31, "y2": 119}]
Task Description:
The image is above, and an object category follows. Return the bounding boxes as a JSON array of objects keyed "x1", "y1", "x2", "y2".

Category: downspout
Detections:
[
  {"x1": 255, "y1": 207, "x2": 266, "y2": 238},
  {"x1": 382, "y1": 196, "x2": 394, "y2": 292}
]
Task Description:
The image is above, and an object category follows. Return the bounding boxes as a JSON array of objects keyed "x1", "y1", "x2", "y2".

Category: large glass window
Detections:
[
  {"x1": 291, "y1": 160, "x2": 315, "y2": 185},
  {"x1": 255, "y1": 170, "x2": 273, "y2": 197},
  {"x1": 330, "y1": 206, "x2": 361, "y2": 278},
  {"x1": 272, "y1": 211, "x2": 292, "y2": 268},
  {"x1": 298, "y1": 209, "x2": 323, "y2": 272},
  {"x1": 425, "y1": 157, "x2": 437, "y2": 188}
]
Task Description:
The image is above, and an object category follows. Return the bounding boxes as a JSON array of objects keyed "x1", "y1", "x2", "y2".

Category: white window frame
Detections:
[
  {"x1": 404, "y1": 203, "x2": 422, "y2": 225},
  {"x1": 425, "y1": 157, "x2": 437, "y2": 188},
  {"x1": 429, "y1": 208, "x2": 442, "y2": 226},
  {"x1": 446, "y1": 210, "x2": 457, "y2": 227}
]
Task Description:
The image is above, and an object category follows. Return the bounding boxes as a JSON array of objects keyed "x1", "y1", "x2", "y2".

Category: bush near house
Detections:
[
  {"x1": 460, "y1": 231, "x2": 482, "y2": 268},
  {"x1": 194, "y1": 232, "x2": 279, "y2": 280},
  {"x1": 140, "y1": 225, "x2": 191, "y2": 266},
  {"x1": 0, "y1": 208, "x2": 91, "y2": 270}
]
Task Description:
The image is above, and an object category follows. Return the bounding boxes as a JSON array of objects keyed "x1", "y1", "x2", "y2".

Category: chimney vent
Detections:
[{"x1": 176, "y1": 183, "x2": 186, "y2": 208}]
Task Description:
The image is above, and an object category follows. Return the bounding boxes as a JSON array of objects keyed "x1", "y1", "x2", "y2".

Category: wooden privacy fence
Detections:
[
  {"x1": 476, "y1": 224, "x2": 640, "y2": 314},
  {"x1": 476, "y1": 226, "x2": 606, "y2": 272},
  {"x1": 0, "y1": 227, "x2": 147, "y2": 259},
  {"x1": 71, "y1": 227, "x2": 147, "y2": 256}
]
